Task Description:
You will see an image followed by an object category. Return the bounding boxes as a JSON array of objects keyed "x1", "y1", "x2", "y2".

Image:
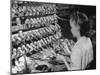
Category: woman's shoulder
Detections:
[
  {"x1": 74, "y1": 37, "x2": 92, "y2": 51},
  {"x1": 82, "y1": 37, "x2": 92, "y2": 46},
  {"x1": 78, "y1": 37, "x2": 93, "y2": 51}
]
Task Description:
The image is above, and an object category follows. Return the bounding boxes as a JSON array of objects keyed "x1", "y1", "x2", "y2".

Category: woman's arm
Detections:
[
  {"x1": 56, "y1": 46, "x2": 82, "y2": 70},
  {"x1": 63, "y1": 58, "x2": 71, "y2": 70},
  {"x1": 56, "y1": 54, "x2": 71, "y2": 70},
  {"x1": 70, "y1": 47, "x2": 82, "y2": 70}
]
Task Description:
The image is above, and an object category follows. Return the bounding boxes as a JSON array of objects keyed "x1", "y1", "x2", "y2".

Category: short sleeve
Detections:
[{"x1": 70, "y1": 46, "x2": 82, "y2": 70}]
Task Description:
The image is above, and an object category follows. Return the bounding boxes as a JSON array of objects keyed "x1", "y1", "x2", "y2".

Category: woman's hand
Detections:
[
  {"x1": 35, "y1": 60, "x2": 50, "y2": 67},
  {"x1": 56, "y1": 54, "x2": 66, "y2": 62},
  {"x1": 56, "y1": 54, "x2": 71, "y2": 70}
]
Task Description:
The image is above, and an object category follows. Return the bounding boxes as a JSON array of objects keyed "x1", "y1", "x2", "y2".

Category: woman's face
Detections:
[{"x1": 70, "y1": 19, "x2": 80, "y2": 37}]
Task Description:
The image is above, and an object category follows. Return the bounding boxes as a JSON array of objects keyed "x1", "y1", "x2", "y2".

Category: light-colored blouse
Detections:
[{"x1": 70, "y1": 36, "x2": 93, "y2": 70}]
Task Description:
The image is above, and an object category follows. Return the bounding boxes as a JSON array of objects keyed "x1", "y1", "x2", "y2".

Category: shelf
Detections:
[
  {"x1": 11, "y1": 31, "x2": 62, "y2": 60},
  {"x1": 12, "y1": 25, "x2": 46, "y2": 34},
  {"x1": 11, "y1": 21, "x2": 57, "y2": 34},
  {"x1": 11, "y1": 12, "x2": 57, "y2": 19}
]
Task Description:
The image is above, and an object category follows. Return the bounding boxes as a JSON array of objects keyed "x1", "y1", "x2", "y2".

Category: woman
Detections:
[{"x1": 57, "y1": 11, "x2": 93, "y2": 70}]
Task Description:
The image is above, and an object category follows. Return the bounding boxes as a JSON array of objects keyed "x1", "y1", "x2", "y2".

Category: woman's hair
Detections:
[{"x1": 70, "y1": 11, "x2": 90, "y2": 37}]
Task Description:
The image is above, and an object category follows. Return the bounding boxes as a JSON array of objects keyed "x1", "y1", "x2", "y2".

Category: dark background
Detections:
[{"x1": 57, "y1": 4, "x2": 96, "y2": 69}]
